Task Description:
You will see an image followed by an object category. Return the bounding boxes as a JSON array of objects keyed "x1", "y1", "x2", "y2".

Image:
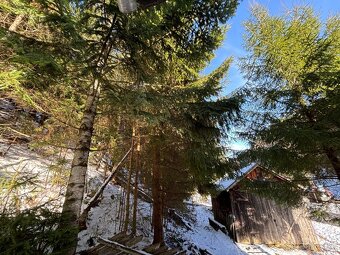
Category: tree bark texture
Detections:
[
  {"x1": 152, "y1": 142, "x2": 164, "y2": 244},
  {"x1": 124, "y1": 127, "x2": 135, "y2": 232},
  {"x1": 324, "y1": 147, "x2": 340, "y2": 180},
  {"x1": 59, "y1": 13, "x2": 117, "y2": 254},
  {"x1": 132, "y1": 128, "x2": 141, "y2": 235},
  {"x1": 61, "y1": 78, "x2": 100, "y2": 255}
]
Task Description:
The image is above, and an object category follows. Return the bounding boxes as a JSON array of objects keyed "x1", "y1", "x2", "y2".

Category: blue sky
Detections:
[
  {"x1": 204, "y1": 0, "x2": 340, "y2": 95},
  {"x1": 208, "y1": 0, "x2": 340, "y2": 152}
]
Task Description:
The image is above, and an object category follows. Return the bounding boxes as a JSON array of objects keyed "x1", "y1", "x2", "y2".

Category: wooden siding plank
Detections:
[
  {"x1": 229, "y1": 191, "x2": 319, "y2": 250},
  {"x1": 214, "y1": 165, "x2": 320, "y2": 251},
  {"x1": 261, "y1": 195, "x2": 277, "y2": 244}
]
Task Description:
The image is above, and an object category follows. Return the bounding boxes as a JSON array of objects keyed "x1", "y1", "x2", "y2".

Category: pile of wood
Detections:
[{"x1": 84, "y1": 232, "x2": 184, "y2": 255}]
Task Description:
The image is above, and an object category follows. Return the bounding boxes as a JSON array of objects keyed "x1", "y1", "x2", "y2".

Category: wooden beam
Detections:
[{"x1": 98, "y1": 237, "x2": 151, "y2": 255}]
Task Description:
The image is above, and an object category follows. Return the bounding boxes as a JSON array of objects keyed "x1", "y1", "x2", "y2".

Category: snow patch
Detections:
[
  {"x1": 190, "y1": 193, "x2": 212, "y2": 207},
  {"x1": 0, "y1": 141, "x2": 66, "y2": 212},
  {"x1": 218, "y1": 163, "x2": 257, "y2": 191},
  {"x1": 167, "y1": 203, "x2": 244, "y2": 255},
  {"x1": 312, "y1": 220, "x2": 340, "y2": 255},
  {"x1": 77, "y1": 174, "x2": 153, "y2": 253}
]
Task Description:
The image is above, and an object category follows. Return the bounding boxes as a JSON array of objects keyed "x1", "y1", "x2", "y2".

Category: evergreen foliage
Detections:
[
  {"x1": 100, "y1": 55, "x2": 242, "y2": 242},
  {"x1": 0, "y1": 209, "x2": 77, "y2": 255},
  {"x1": 237, "y1": 6, "x2": 340, "y2": 189},
  {"x1": 238, "y1": 176, "x2": 304, "y2": 206}
]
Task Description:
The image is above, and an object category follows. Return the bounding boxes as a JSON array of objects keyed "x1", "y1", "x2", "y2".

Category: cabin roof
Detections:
[
  {"x1": 218, "y1": 163, "x2": 258, "y2": 191},
  {"x1": 218, "y1": 163, "x2": 290, "y2": 191}
]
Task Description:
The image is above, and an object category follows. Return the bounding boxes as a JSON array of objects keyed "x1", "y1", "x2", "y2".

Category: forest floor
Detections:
[{"x1": 0, "y1": 140, "x2": 340, "y2": 255}]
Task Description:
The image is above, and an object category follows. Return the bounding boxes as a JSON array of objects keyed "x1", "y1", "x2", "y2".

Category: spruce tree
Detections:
[
  {"x1": 238, "y1": 6, "x2": 340, "y2": 185},
  {"x1": 128, "y1": 57, "x2": 241, "y2": 243}
]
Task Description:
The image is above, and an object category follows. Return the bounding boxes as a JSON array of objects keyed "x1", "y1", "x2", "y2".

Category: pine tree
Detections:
[{"x1": 237, "y1": 6, "x2": 340, "y2": 184}]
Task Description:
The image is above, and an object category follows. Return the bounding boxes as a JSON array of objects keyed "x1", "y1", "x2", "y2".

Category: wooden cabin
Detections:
[{"x1": 212, "y1": 163, "x2": 320, "y2": 250}]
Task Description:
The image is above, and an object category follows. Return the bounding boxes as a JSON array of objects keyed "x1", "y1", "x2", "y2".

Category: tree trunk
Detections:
[
  {"x1": 119, "y1": 187, "x2": 126, "y2": 231},
  {"x1": 131, "y1": 167, "x2": 140, "y2": 234},
  {"x1": 61, "y1": 78, "x2": 100, "y2": 255},
  {"x1": 152, "y1": 142, "x2": 164, "y2": 244},
  {"x1": 324, "y1": 147, "x2": 340, "y2": 180},
  {"x1": 132, "y1": 127, "x2": 141, "y2": 235},
  {"x1": 124, "y1": 127, "x2": 135, "y2": 232},
  {"x1": 59, "y1": 13, "x2": 116, "y2": 254}
]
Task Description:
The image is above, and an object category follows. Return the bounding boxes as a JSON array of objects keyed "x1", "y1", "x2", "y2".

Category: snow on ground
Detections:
[
  {"x1": 0, "y1": 140, "x2": 154, "y2": 253},
  {"x1": 0, "y1": 140, "x2": 66, "y2": 211},
  {"x1": 77, "y1": 170, "x2": 154, "y2": 253},
  {"x1": 168, "y1": 198, "x2": 245, "y2": 255},
  {"x1": 312, "y1": 220, "x2": 340, "y2": 255},
  {"x1": 189, "y1": 192, "x2": 212, "y2": 206},
  {"x1": 77, "y1": 182, "x2": 125, "y2": 252},
  {"x1": 183, "y1": 205, "x2": 245, "y2": 255}
]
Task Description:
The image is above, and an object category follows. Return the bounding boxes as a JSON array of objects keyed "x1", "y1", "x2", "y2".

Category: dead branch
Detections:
[
  {"x1": 9, "y1": 14, "x2": 24, "y2": 32},
  {"x1": 78, "y1": 147, "x2": 132, "y2": 229}
]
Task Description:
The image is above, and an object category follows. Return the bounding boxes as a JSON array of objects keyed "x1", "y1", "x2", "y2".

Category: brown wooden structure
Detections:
[
  {"x1": 212, "y1": 164, "x2": 320, "y2": 250},
  {"x1": 85, "y1": 232, "x2": 183, "y2": 255}
]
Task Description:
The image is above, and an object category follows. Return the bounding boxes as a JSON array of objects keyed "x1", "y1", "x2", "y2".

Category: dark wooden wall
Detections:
[
  {"x1": 229, "y1": 190, "x2": 320, "y2": 250},
  {"x1": 212, "y1": 190, "x2": 231, "y2": 225}
]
